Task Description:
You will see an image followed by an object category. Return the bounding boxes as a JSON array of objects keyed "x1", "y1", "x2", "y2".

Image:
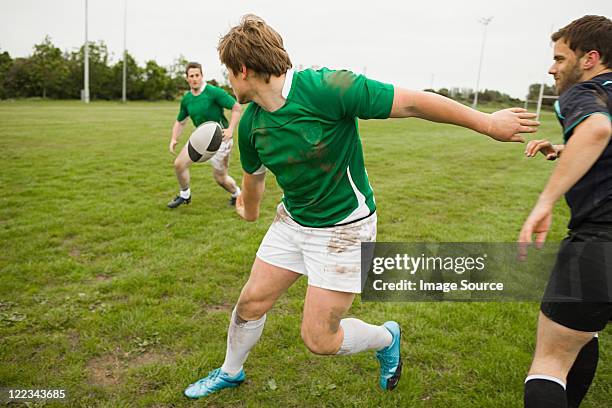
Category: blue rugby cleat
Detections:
[
  {"x1": 184, "y1": 368, "x2": 245, "y2": 399},
  {"x1": 376, "y1": 321, "x2": 402, "y2": 390}
]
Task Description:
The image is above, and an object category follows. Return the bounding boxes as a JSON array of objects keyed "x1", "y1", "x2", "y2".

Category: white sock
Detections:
[
  {"x1": 231, "y1": 187, "x2": 241, "y2": 198},
  {"x1": 525, "y1": 374, "x2": 566, "y2": 389},
  {"x1": 220, "y1": 307, "x2": 266, "y2": 375},
  {"x1": 179, "y1": 188, "x2": 191, "y2": 199},
  {"x1": 335, "y1": 318, "x2": 392, "y2": 355}
]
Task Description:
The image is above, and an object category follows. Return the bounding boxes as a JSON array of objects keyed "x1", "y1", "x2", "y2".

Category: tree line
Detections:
[
  {"x1": 0, "y1": 36, "x2": 231, "y2": 101},
  {"x1": 424, "y1": 84, "x2": 556, "y2": 108},
  {"x1": 1, "y1": 37, "x2": 554, "y2": 105}
]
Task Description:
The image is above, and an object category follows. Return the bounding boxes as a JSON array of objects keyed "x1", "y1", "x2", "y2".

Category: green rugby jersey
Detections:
[
  {"x1": 238, "y1": 68, "x2": 394, "y2": 227},
  {"x1": 177, "y1": 84, "x2": 236, "y2": 128}
]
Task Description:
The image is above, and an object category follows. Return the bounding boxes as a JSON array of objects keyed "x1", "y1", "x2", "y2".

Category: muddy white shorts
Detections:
[
  {"x1": 209, "y1": 139, "x2": 233, "y2": 172},
  {"x1": 256, "y1": 204, "x2": 377, "y2": 293}
]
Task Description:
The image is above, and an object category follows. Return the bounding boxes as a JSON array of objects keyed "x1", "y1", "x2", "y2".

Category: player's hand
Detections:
[
  {"x1": 517, "y1": 202, "x2": 553, "y2": 261},
  {"x1": 525, "y1": 139, "x2": 559, "y2": 160},
  {"x1": 169, "y1": 139, "x2": 178, "y2": 154},
  {"x1": 222, "y1": 128, "x2": 233, "y2": 142},
  {"x1": 235, "y1": 193, "x2": 246, "y2": 220},
  {"x1": 487, "y1": 108, "x2": 540, "y2": 143}
]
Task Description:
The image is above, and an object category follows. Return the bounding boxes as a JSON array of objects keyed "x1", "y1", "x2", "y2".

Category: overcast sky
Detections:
[{"x1": 1, "y1": 1, "x2": 610, "y2": 98}]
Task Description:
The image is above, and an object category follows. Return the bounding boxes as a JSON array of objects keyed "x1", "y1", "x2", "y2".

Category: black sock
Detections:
[
  {"x1": 525, "y1": 377, "x2": 567, "y2": 408},
  {"x1": 567, "y1": 336, "x2": 599, "y2": 408}
]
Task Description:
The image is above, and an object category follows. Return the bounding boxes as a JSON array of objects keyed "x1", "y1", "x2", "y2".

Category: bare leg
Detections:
[
  {"x1": 524, "y1": 312, "x2": 596, "y2": 407},
  {"x1": 174, "y1": 145, "x2": 192, "y2": 191},
  {"x1": 300, "y1": 286, "x2": 392, "y2": 356},
  {"x1": 212, "y1": 154, "x2": 239, "y2": 195},
  {"x1": 529, "y1": 312, "x2": 595, "y2": 380},
  {"x1": 220, "y1": 257, "x2": 301, "y2": 375},
  {"x1": 300, "y1": 286, "x2": 355, "y2": 355},
  {"x1": 236, "y1": 257, "x2": 301, "y2": 320}
]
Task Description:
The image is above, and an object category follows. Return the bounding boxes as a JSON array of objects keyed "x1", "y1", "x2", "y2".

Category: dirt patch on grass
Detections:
[
  {"x1": 87, "y1": 349, "x2": 174, "y2": 388},
  {"x1": 87, "y1": 354, "x2": 122, "y2": 387},
  {"x1": 67, "y1": 330, "x2": 80, "y2": 350},
  {"x1": 69, "y1": 247, "x2": 81, "y2": 258},
  {"x1": 203, "y1": 302, "x2": 233, "y2": 313},
  {"x1": 94, "y1": 274, "x2": 113, "y2": 282}
]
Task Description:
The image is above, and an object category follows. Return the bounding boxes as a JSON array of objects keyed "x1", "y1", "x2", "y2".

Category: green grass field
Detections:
[{"x1": 0, "y1": 100, "x2": 610, "y2": 407}]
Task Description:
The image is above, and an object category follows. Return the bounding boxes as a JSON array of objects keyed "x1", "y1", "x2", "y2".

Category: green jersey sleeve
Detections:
[
  {"x1": 315, "y1": 69, "x2": 394, "y2": 120},
  {"x1": 176, "y1": 94, "x2": 189, "y2": 122},
  {"x1": 214, "y1": 86, "x2": 237, "y2": 110},
  {"x1": 238, "y1": 104, "x2": 262, "y2": 174}
]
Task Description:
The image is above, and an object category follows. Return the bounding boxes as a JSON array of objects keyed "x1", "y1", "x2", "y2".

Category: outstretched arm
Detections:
[
  {"x1": 223, "y1": 103, "x2": 242, "y2": 141},
  {"x1": 518, "y1": 114, "x2": 612, "y2": 256},
  {"x1": 390, "y1": 88, "x2": 539, "y2": 142},
  {"x1": 169, "y1": 119, "x2": 188, "y2": 154},
  {"x1": 236, "y1": 171, "x2": 266, "y2": 222}
]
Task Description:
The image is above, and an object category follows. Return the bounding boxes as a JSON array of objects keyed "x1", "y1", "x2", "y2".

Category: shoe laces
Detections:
[
  {"x1": 377, "y1": 343, "x2": 398, "y2": 371},
  {"x1": 194, "y1": 368, "x2": 221, "y2": 387}
]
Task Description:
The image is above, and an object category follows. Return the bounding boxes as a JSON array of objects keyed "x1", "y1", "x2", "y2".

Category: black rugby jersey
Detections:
[{"x1": 554, "y1": 72, "x2": 612, "y2": 228}]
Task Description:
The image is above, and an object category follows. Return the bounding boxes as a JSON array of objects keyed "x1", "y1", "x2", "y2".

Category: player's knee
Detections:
[
  {"x1": 212, "y1": 171, "x2": 227, "y2": 185},
  {"x1": 301, "y1": 326, "x2": 336, "y2": 355},
  {"x1": 236, "y1": 293, "x2": 268, "y2": 321},
  {"x1": 174, "y1": 158, "x2": 187, "y2": 172},
  {"x1": 538, "y1": 337, "x2": 586, "y2": 362}
]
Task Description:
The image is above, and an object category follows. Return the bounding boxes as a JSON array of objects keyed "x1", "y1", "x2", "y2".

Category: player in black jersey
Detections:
[{"x1": 519, "y1": 15, "x2": 612, "y2": 408}]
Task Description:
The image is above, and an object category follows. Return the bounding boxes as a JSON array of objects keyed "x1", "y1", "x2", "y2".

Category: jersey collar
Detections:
[
  {"x1": 281, "y1": 69, "x2": 295, "y2": 99},
  {"x1": 191, "y1": 83, "x2": 207, "y2": 96}
]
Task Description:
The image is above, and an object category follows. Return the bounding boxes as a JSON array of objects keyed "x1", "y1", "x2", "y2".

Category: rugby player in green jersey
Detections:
[
  {"x1": 167, "y1": 62, "x2": 242, "y2": 208},
  {"x1": 184, "y1": 15, "x2": 540, "y2": 399}
]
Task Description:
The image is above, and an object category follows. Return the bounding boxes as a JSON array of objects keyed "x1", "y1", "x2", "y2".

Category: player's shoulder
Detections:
[
  {"x1": 204, "y1": 82, "x2": 218, "y2": 91},
  {"x1": 205, "y1": 83, "x2": 229, "y2": 95},
  {"x1": 560, "y1": 73, "x2": 611, "y2": 105},
  {"x1": 295, "y1": 67, "x2": 359, "y2": 90},
  {"x1": 292, "y1": 67, "x2": 361, "y2": 108},
  {"x1": 239, "y1": 103, "x2": 257, "y2": 132},
  {"x1": 180, "y1": 90, "x2": 193, "y2": 102},
  {"x1": 242, "y1": 102, "x2": 256, "y2": 118}
]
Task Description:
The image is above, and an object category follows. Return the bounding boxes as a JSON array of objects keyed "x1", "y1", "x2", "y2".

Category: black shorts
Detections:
[{"x1": 540, "y1": 223, "x2": 612, "y2": 332}]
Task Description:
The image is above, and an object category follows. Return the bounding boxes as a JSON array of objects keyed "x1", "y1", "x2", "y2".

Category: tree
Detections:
[
  {"x1": 30, "y1": 36, "x2": 69, "y2": 98},
  {"x1": 528, "y1": 83, "x2": 556, "y2": 107},
  {"x1": 437, "y1": 88, "x2": 450, "y2": 97},
  {"x1": 142, "y1": 60, "x2": 171, "y2": 100},
  {"x1": 0, "y1": 37, "x2": 230, "y2": 101},
  {"x1": 3, "y1": 58, "x2": 36, "y2": 98},
  {"x1": 64, "y1": 41, "x2": 115, "y2": 100},
  {"x1": 110, "y1": 51, "x2": 144, "y2": 99},
  {"x1": 168, "y1": 55, "x2": 189, "y2": 97},
  {"x1": 0, "y1": 49, "x2": 12, "y2": 99}
]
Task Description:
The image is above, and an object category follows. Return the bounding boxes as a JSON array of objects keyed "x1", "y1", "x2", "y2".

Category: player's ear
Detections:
[
  {"x1": 241, "y1": 64, "x2": 248, "y2": 79},
  {"x1": 582, "y1": 50, "x2": 600, "y2": 70}
]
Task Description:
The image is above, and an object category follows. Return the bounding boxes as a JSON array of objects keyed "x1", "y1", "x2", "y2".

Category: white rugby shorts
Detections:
[
  {"x1": 256, "y1": 204, "x2": 377, "y2": 293},
  {"x1": 209, "y1": 139, "x2": 233, "y2": 172}
]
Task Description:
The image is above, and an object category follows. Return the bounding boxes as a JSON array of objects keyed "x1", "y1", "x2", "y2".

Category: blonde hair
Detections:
[{"x1": 218, "y1": 14, "x2": 292, "y2": 83}]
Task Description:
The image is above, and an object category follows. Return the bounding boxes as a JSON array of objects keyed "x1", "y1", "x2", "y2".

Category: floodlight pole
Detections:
[
  {"x1": 122, "y1": 0, "x2": 127, "y2": 103},
  {"x1": 84, "y1": 0, "x2": 90, "y2": 103},
  {"x1": 472, "y1": 17, "x2": 493, "y2": 109}
]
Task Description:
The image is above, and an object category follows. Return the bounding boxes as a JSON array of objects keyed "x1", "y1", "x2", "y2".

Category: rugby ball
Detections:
[{"x1": 187, "y1": 121, "x2": 223, "y2": 163}]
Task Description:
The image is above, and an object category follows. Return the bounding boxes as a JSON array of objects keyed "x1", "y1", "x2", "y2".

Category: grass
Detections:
[{"x1": 0, "y1": 99, "x2": 609, "y2": 407}]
